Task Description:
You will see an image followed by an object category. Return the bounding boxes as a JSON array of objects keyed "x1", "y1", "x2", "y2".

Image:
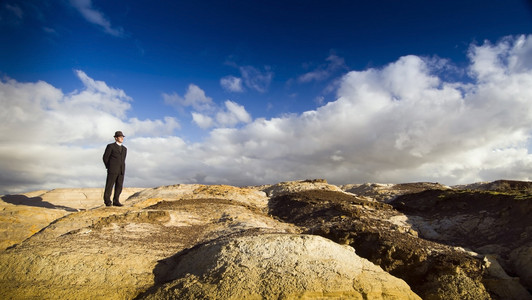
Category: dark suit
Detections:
[{"x1": 103, "y1": 142, "x2": 127, "y2": 205}]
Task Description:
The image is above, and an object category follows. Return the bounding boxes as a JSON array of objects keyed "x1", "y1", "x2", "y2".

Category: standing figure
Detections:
[{"x1": 103, "y1": 131, "x2": 127, "y2": 206}]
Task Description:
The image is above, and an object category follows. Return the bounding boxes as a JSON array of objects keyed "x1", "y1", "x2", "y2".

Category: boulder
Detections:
[{"x1": 138, "y1": 234, "x2": 421, "y2": 300}]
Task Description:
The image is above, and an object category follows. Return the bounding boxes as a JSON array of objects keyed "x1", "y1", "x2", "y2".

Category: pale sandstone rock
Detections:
[
  {"x1": 138, "y1": 234, "x2": 421, "y2": 300},
  {"x1": 2, "y1": 187, "x2": 144, "y2": 210},
  {"x1": 0, "y1": 185, "x2": 298, "y2": 300},
  {"x1": 39, "y1": 187, "x2": 144, "y2": 210},
  {"x1": 0, "y1": 203, "x2": 67, "y2": 250},
  {"x1": 128, "y1": 184, "x2": 268, "y2": 210},
  {"x1": 260, "y1": 179, "x2": 344, "y2": 198},
  {"x1": 0, "y1": 188, "x2": 144, "y2": 249}
]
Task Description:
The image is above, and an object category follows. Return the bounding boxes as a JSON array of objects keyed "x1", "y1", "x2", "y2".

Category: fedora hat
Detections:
[{"x1": 114, "y1": 131, "x2": 125, "y2": 137}]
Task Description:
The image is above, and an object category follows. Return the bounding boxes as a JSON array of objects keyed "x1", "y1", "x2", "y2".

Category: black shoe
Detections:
[
  {"x1": 113, "y1": 202, "x2": 124, "y2": 207},
  {"x1": 105, "y1": 203, "x2": 112, "y2": 207}
]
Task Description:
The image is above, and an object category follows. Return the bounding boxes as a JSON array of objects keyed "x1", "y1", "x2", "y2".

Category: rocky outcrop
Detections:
[
  {"x1": 0, "y1": 185, "x2": 299, "y2": 299},
  {"x1": 391, "y1": 187, "x2": 532, "y2": 299},
  {"x1": 253, "y1": 178, "x2": 344, "y2": 198},
  {"x1": 454, "y1": 179, "x2": 532, "y2": 193},
  {"x1": 0, "y1": 179, "x2": 531, "y2": 299},
  {"x1": 341, "y1": 182, "x2": 450, "y2": 203},
  {"x1": 268, "y1": 189, "x2": 492, "y2": 299},
  {"x1": 138, "y1": 234, "x2": 421, "y2": 299},
  {"x1": 0, "y1": 188, "x2": 143, "y2": 249}
]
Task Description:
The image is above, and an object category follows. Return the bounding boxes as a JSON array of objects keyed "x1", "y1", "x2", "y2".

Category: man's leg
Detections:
[
  {"x1": 112, "y1": 174, "x2": 124, "y2": 205},
  {"x1": 104, "y1": 173, "x2": 118, "y2": 206}
]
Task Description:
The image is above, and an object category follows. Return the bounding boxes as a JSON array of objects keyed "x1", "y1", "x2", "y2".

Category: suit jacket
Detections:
[{"x1": 103, "y1": 143, "x2": 127, "y2": 174}]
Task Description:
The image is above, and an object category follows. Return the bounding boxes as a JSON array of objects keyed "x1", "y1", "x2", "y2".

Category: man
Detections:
[{"x1": 103, "y1": 131, "x2": 127, "y2": 207}]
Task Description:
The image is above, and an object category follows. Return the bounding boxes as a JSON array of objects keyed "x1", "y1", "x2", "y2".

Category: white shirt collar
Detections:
[{"x1": 116, "y1": 142, "x2": 123, "y2": 146}]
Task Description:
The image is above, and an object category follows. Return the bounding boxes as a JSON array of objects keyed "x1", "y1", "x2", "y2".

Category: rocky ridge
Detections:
[{"x1": 0, "y1": 179, "x2": 530, "y2": 299}]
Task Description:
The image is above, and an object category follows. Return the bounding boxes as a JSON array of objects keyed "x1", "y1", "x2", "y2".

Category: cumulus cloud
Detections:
[
  {"x1": 2, "y1": 35, "x2": 532, "y2": 194},
  {"x1": 194, "y1": 35, "x2": 532, "y2": 186},
  {"x1": 69, "y1": 0, "x2": 124, "y2": 37},
  {"x1": 163, "y1": 84, "x2": 215, "y2": 113},
  {"x1": 0, "y1": 71, "x2": 179, "y2": 194},
  {"x1": 192, "y1": 112, "x2": 214, "y2": 129},
  {"x1": 220, "y1": 76, "x2": 244, "y2": 92},
  {"x1": 164, "y1": 84, "x2": 251, "y2": 129},
  {"x1": 190, "y1": 100, "x2": 252, "y2": 129},
  {"x1": 216, "y1": 100, "x2": 252, "y2": 127}
]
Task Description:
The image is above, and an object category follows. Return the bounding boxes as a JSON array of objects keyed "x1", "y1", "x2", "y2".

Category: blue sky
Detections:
[{"x1": 1, "y1": 0, "x2": 532, "y2": 194}]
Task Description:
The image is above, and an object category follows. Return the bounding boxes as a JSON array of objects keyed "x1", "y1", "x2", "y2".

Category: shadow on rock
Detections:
[
  {"x1": 133, "y1": 236, "x2": 231, "y2": 299},
  {"x1": 1, "y1": 194, "x2": 78, "y2": 212}
]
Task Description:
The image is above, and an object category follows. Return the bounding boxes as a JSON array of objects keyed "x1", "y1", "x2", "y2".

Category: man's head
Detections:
[{"x1": 114, "y1": 131, "x2": 125, "y2": 143}]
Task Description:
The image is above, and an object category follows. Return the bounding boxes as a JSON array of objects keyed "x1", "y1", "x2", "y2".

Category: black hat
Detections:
[{"x1": 114, "y1": 131, "x2": 125, "y2": 137}]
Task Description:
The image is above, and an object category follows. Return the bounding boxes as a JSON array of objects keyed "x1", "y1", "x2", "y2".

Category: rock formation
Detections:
[
  {"x1": 137, "y1": 234, "x2": 420, "y2": 299},
  {"x1": 0, "y1": 179, "x2": 530, "y2": 299}
]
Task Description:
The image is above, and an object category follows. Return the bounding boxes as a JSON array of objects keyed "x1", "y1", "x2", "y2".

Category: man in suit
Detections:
[{"x1": 103, "y1": 131, "x2": 127, "y2": 206}]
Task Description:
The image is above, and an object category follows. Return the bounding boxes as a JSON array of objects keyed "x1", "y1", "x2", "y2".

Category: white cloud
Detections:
[
  {"x1": 165, "y1": 84, "x2": 251, "y2": 129},
  {"x1": 69, "y1": 0, "x2": 124, "y2": 37},
  {"x1": 192, "y1": 112, "x2": 214, "y2": 129},
  {"x1": 220, "y1": 76, "x2": 244, "y2": 92},
  {"x1": 216, "y1": 100, "x2": 252, "y2": 127},
  {"x1": 193, "y1": 35, "x2": 532, "y2": 186},
  {"x1": 0, "y1": 71, "x2": 179, "y2": 194},
  {"x1": 129, "y1": 116, "x2": 180, "y2": 137},
  {"x1": 191, "y1": 101, "x2": 252, "y2": 129},
  {"x1": 2, "y1": 35, "x2": 532, "y2": 194},
  {"x1": 163, "y1": 84, "x2": 215, "y2": 112}
]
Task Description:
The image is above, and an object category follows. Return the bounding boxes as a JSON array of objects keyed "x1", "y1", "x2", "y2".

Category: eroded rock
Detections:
[
  {"x1": 1, "y1": 180, "x2": 530, "y2": 299},
  {"x1": 341, "y1": 182, "x2": 449, "y2": 203},
  {"x1": 0, "y1": 188, "x2": 143, "y2": 249},
  {"x1": 0, "y1": 186, "x2": 297, "y2": 299},
  {"x1": 259, "y1": 179, "x2": 344, "y2": 198},
  {"x1": 392, "y1": 188, "x2": 532, "y2": 297},
  {"x1": 269, "y1": 189, "x2": 493, "y2": 299},
  {"x1": 137, "y1": 234, "x2": 421, "y2": 300}
]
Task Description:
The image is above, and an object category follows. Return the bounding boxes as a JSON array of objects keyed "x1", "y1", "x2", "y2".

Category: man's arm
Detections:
[{"x1": 103, "y1": 144, "x2": 112, "y2": 169}]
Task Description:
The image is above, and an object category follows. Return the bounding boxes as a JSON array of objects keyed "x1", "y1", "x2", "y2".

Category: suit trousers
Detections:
[{"x1": 104, "y1": 172, "x2": 124, "y2": 205}]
